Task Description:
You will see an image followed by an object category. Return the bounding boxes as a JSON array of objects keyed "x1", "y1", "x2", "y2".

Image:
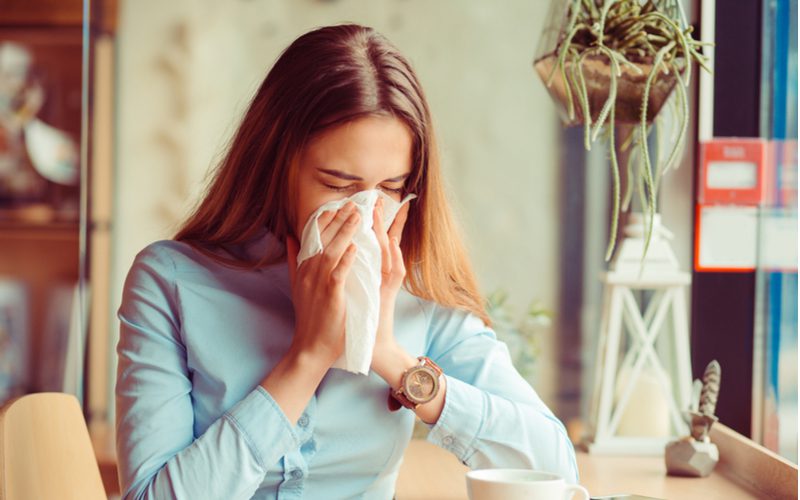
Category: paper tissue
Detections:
[{"x1": 297, "y1": 189, "x2": 416, "y2": 375}]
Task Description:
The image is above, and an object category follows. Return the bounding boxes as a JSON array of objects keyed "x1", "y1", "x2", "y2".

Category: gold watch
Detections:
[{"x1": 388, "y1": 357, "x2": 443, "y2": 411}]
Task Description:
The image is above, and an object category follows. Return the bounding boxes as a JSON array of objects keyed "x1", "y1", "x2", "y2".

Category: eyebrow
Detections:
[{"x1": 317, "y1": 168, "x2": 410, "y2": 183}]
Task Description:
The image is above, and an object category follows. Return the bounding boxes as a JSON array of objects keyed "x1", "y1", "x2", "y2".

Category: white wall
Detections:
[{"x1": 112, "y1": 0, "x2": 562, "y2": 404}]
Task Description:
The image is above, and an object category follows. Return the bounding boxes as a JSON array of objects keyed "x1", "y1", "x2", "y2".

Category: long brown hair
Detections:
[{"x1": 175, "y1": 24, "x2": 490, "y2": 326}]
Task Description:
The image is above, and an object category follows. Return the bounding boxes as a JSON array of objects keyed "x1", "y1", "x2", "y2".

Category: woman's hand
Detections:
[
  {"x1": 370, "y1": 198, "x2": 417, "y2": 385},
  {"x1": 284, "y1": 201, "x2": 361, "y2": 367},
  {"x1": 369, "y1": 198, "x2": 446, "y2": 424},
  {"x1": 373, "y1": 198, "x2": 409, "y2": 346},
  {"x1": 261, "y1": 202, "x2": 361, "y2": 422}
]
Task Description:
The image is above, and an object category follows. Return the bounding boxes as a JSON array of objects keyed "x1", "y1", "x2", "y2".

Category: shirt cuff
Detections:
[
  {"x1": 224, "y1": 386, "x2": 301, "y2": 469},
  {"x1": 426, "y1": 375, "x2": 485, "y2": 464}
]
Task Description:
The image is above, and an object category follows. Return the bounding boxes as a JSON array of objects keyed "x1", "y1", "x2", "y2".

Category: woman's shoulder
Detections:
[
  {"x1": 128, "y1": 240, "x2": 238, "y2": 292},
  {"x1": 129, "y1": 239, "x2": 217, "y2": 277},
  {"x1": 132, "y1": 229, "x2": 283, "y2": 272},
  {"x1": 133, "y1": 240, "x2": 208, "y2": 270},
  {"x1": 127, "y1": 237, "x2": 289, "y2": 300},
  {"x1": 121, "y1": 240, "x2": 232, "y2": 313}
]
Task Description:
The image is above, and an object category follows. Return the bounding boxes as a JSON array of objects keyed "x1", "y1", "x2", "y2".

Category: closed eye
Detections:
[
  {"x1": 323, "y1": 183, "x2": 404, "y2": 194},
  {"x1": 323, "y1": 183, "x2": 354, "y2": 192}
]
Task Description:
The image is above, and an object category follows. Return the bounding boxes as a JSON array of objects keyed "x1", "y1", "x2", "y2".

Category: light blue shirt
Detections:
[{"x1": 115, "y1": 231, "x2": 578, "y2": 500}]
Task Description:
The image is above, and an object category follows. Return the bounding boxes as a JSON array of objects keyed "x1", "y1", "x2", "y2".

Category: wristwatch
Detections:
[{"x1": 388, "y1": 356, "x2": 443, "y2": 411}]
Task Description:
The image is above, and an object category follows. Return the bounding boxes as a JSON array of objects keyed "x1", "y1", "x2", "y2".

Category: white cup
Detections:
[{"x1": 466, "y1": 469, "x2": 590, "y2": 500}]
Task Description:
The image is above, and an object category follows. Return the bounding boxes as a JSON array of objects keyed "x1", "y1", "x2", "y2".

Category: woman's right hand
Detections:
[{"x1": 284, "y1": 201, "x2": 360, "y2": 367}]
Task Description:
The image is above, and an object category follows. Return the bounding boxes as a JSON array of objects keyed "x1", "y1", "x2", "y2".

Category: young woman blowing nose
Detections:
[{"x1": 115, "y1": 23, "x2": 578, "y2": 500}]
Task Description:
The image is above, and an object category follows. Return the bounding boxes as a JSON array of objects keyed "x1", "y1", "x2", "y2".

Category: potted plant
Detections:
[
  {"x1": 486, "y1": 290, "x2": 552, "y2": 387},
  {"x1": 533, "y1": 0, "x2": 711, "y2": 261}
]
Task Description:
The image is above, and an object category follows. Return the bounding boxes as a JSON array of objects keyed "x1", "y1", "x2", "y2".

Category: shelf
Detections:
[{"x1": 0, "y1": 219, "x2": 80, "y2": 241}]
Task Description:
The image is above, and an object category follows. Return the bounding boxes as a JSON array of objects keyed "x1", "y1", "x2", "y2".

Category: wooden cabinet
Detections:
[
  {"x1": 0, "y1": 0, "x2": 116, "y2": 425},
  {"x1": 0, "y1": 222, "x2": 79, "y2": 394}
]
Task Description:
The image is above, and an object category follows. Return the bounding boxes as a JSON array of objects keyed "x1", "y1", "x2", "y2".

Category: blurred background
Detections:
[{"x1": 0, "y1": 0, "x2": 796, "y2": 495}]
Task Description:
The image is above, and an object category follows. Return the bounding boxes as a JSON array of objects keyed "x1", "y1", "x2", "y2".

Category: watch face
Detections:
[{"x1": 404, "y1": 366, "x2": 439, "y2": 404}]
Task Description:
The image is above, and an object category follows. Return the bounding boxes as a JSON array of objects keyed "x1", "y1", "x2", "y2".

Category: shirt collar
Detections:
[{"x1": 238, "y1": 228, "x2": 292, "y2": 299}]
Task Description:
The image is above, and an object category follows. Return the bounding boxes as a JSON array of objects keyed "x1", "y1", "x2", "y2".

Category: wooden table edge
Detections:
[{"x1": 711, "y1": 423, "x2": 798, "y2": 499}]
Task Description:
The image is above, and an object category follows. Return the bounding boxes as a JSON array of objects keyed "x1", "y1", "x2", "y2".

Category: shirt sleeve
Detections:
[
  {"x1": 115, "y1": 244, "x2": 301, "y2": 500},
  {"x1": 422, "y1": 301, "x2": 579, "y2": 484}
]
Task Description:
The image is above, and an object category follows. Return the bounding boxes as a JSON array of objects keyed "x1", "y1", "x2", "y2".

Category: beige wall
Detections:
[{"x1": 111, "y1": 0, "x2": 564, "y2": 407}]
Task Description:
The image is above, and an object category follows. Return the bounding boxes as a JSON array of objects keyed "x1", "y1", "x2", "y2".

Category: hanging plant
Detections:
[{"x1": 533, "y1": 0, "x2": 711, "y2": 261}]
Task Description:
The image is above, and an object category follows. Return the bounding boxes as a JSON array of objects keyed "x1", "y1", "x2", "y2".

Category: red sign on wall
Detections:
[
  {"x1": 695, "y1": 138, "x2": 797, "y2": 273},
  {"x1": 699, "y1": 138, "x2": 770, "y2": 206}
]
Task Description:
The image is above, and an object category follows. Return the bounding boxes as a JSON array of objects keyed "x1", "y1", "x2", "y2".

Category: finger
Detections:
[
  {"x1": 320, "y1": 211, "x2": 360, "y2": 273},
  {"x1": 320, "y1": 202, "x2": 356, "y2": 246},
  {"x1": 331, "y1": 242, "x2": 358, "y2": 285},
  {"x1": 387, "y1": 202, "x2": 410, "y2": 243},
  {"x1": 390, "y1": 236, "x2": 406, "y2": 282},
  {"x1": 317, "y1": 209, "x2": 335, "y2": 231},
  {"x1": 373, "y1": 199, "x2": 391, "y2": 276}
]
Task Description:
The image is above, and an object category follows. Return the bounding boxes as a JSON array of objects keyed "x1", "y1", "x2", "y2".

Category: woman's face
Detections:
[{"x1": 293, "y1": 115, "x2": 413, "y2": 238}]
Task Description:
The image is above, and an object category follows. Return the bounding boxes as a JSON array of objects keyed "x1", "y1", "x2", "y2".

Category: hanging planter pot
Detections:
[
  {"x1": 534, "y1": 52, "x2": 681, "y2": 125},
  {"x1": 533, "y1": 0, "x2": 711, "y2": 261}
]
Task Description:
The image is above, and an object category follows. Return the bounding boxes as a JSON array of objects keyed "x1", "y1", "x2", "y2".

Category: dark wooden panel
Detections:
[
  {"x1": 691, "y1": 0, "x2": 763, "y2": 438},
  {"x1": 690, "y1": 272, "x2": 756, "y2": 436},
  {"x1": 712, "y1": 0, "x2": 762, "y2": 137}
]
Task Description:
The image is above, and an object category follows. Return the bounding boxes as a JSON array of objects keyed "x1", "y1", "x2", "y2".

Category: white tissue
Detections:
[{"x1": 297, "y1": 189, "x2": 416, "y2": 375}]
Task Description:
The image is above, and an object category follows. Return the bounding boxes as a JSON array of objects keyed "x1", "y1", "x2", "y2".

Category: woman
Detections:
[{"x1": 116, "y1": 23, "x2": 578, "y2": 499}]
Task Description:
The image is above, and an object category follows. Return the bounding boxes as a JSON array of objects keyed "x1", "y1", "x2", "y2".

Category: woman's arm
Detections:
[
  {"x1": 420, "y1": 302, "x2": 579, "y2": 483},
  {"x1": 371, "y1": 311, "x2": 447, "y2": 425},
  {"x1": 366, "y1": 201, "x2": 576, "y2": 480},
  {"x1": 118, "y1": 204, "x2": 359, "y2": 500},
  {"x1": 261, "y1": 208, "x2": 360, "y2": 423},
  {"x1": 116, "y1": 244, "x2": 301, "y2": 500}
]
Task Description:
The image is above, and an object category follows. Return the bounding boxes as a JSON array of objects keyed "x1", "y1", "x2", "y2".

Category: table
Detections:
[
  {"x1": 396, "y1": 441, "x2": 758, "y2": 499},
  {"x1": 396, "y1": 424, "x2": 797, "y2": 500},
  {"x1": 95, "y1": 422, "x2": 795, "y2": 499},
  {"x1": 577, "y1": 452, "x2": 756, "y2": 499}
]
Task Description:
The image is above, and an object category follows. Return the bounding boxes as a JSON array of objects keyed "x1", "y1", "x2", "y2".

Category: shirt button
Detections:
[
  {"x1": 298, "y1": 414, "x2": 309, "y2": 428},
  {"x1": 442, "y1": 435, "x2": 454, "y2": 446},
  {"x1": 290, "y1": 469, "x2": 304, "y2": 480}
]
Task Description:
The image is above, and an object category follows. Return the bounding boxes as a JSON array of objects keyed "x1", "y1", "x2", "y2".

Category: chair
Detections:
[{"x1": 0, "y1": 392, "x2": 106, "y2": 500}]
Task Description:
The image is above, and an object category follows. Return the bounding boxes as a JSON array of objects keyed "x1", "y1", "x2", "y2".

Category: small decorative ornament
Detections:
[{"x1": 665, "y1": 360, "x2": 721, "y2": 477}]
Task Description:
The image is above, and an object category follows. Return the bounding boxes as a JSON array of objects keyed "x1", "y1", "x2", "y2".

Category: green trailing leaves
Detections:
[{"x1": 536, "y1": 0, "x2": 712, "y2": 263}]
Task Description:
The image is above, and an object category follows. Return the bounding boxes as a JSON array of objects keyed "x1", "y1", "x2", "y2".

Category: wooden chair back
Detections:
[{"x1": 0, "y1": 392, "x2": 106, "y2": 500}]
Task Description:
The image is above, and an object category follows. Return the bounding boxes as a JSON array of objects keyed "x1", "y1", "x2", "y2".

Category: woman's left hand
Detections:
[
  {"x1": 371, "y1": 197, "x2": 409, "y2": 359},
  {"x1": 370, "y1": 198, "x2": 446, "y2": 422}
]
